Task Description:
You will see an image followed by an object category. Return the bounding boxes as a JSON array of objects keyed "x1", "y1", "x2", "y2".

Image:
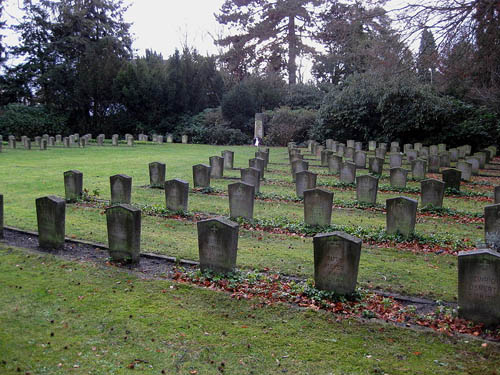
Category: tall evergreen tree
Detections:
[
  {"x1": 215, "y1": 0, "x2": 323, "y2": 85},
  {"x1": 0, "y1": 0, "x2": 6, "y2": 65},
  {"x1": 416, "y1": 29, "x2": 438, "y2": 84}
]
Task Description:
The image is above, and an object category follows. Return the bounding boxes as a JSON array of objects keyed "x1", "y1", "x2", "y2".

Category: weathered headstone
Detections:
[
  {"x1": 193, "y1": 164, "x2": 211, "y2": 188},
  {"x1": 420, "y1": 178, "x2": 445, "y2": 208},
  {"x1": 337, "y1": 144, "x2": 345, "y2": 157},
  {"x1": 419, "y1": 147, "x2": 429, "y2": 159},
  {"x1": 241, "y1": 167, "x2": 261, "y2": 194},
  {"x1": 167, "y1": 134, "x2": 173, "y2": 143},
  {"x1": 254, "y1": 113, "x2": 264, "y2": 139},
  {"x1": 106, "y1": 204, "x2": 141, "y2": 263},
  {"x1": 356, "y1": 175, "x2": 379, "y2": 204},
  {"x1": 228, "y1": 182, "x2": 255, "y2": 220},
  {"x1": 36, "y1": 196, "x2": 65, "y2": 249},
  {"x1": 449, "y1": 148, "x2": 459, "y2": 162},
  {"x1": 112, "y1": 134, "x2": 119, "y2": 146},
  {"x1": 403, "y1": 144, "x2": 413, "y2": 154},
  {"x1": 40, "y1": 139, "x2": 48, "y2": 150},
  {"x1": 291, "y1": 160, "x2": 309, "y2": 182},
  {"x1": 390, "y1": 167, "x2": 408, "y2": 188},
  {"x1": 457, "y1": 161, "x2": 472, "y2": 182},
  {"x1": 465, "y1": 157, "x2": 480, "y2": 176},
  {"x1": 368, "y1": 141, "x2": 377, "y2": 151},
  {"x1": 110, "y1": 174, "x2": 132, "y2": 205},
  {"x1": 438, "y1": 143, "x2": 447, "y2": 153},
  {"x1": 406, "y1": 149, "x2": 418, "y2": 163},
  {"x1": 389, "y1": 153, "x2": 403, "y2": 168},
  {"x1": 165, "y1": 179, "x2": 189, "y2": 212},
  {"x1": 56, "y1": 135, "x2": 62, "y2": 144},
  {"x1": 181, "y1": 135, "x2": 188, "y2": 144},
  {"x1": 345, "y1": 146, "x2": 355, "y2": 160},
  {"x1": 148, "y1": 162, "x2": 166, "y2": 188},
  {"x1": 8, "y1": 136, "x2": 16, "y2": 149},
  {"x1": 442, "y1": 168, "x2": 461, "y2": 191},
  {"x1": 221, "y1": 150, "x2": 235, "y2": 170},
  {"x1": 354, "y1": 151, "x2": 367, "y2": 169},
  {"x1": 210, "y1": 156, "x2": 225, "y2": 178},
  {"x1": 328, "y1": 154, "x2": 342, "y2": 175},
  {"x1": 321, "y1": 150, "x2": 333, "y2": 167},
  {"x1": 197, "y1": 217, "x2": 239, "y2": 273},
  {"x1": 474, "y1": 152, "x2": 486, "y2": 169},
  {"x1": 48, "y1": 137, "x2": 55, "y2": 147},
  {"x1": 386, "y1": 197, "x2": 418, "y2": 237},
  {"x1": 64, "y1": 170, "x2": 83, "y2": 202},
  {"x1": 304, "y1": 188, "x2": 333, "y2": 226},
  {"x1": 249, "y1": 157, "x2": 265, "y2": 180},
  {"x1": 484, "y1": 204, "x2": 500, "y2": 249},
  {"x1": 439, "y1": 152, "x2": 451, "y2": 168},
  {"x1": 354, "y1": 141, "x2": 363, "y2": 151},
  {"x1": 313, "y1": 232, "x2": 362, "y2": 294},
  {"x1": 296, "y1": 170, "x2": 317, "y2": 198},
  {"x1": 429, "y1": 145, "x2": 438, "y2": 156},
  {"x1": 458, "y1": 249, "x2": 500, "y2": 326},
  {"x1": 368, "y1": 157, "x2": 384, "y2": 175},
  {"x1": 375, "y1": 148, "x2": 386, "y2": 159},
  {"x1": 339, "y1": 161, "x2": 356, "y2": 184},
  {"x1": 411, "y1": 159, "x2": 427, "y2": 180},
  {"x1": 346, "y1": 140, "x2": 355, "y2": 148}
]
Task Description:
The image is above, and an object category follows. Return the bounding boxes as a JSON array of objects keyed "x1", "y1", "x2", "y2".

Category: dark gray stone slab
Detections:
[
  {"x1": 368, "y1": 157, "x2": 384, "y2": 175},
  {"x1": 411, "y1": 159, "x2": 427, "y2": 180},
  {"x1": 386, "y1": 197, "x2": 418, "y2": 237},
  {"x1": 64, "y1": 170, "x2": 83, "y2": 202},
  {"x1": 193, "y1": 164, "x2": 211, "y2": 188},
  {"x1": 485, "y1": 204, "x2": 500, "y2": 249},
  {"x1": 106, "y1": 204, "x2": 141, "y2": 263},
  {"x1": 296, "y1": 170, "x2": 317, "y2": 198},
  {"x1": 249, "y1": 157, "x2": 265, "y2": 180},
  {"x1": 165, "y1": 179, "x2": 189, "y2": 212},
  {"x1": 241, "y1": 167, "x2": 261, "y2": 193},
  {"x1": 340, "y1": 162, "x2": 356, "y2": 184},
  {"x1": 304, "y1": 188, "x2": 333, "y2": 226},
  {"x1": 222, "y1": 150, "x2": 235, "y2": 169},
  {"x1": 389, "y1": 167, "x2": 408, "y2": 188},
  {"x1": 228, "y1": 182, "x2": 255, "y2": 220},
  {"x1": 328, "y1": 155, "x2": 342, "y2": 175},
  {"x1": 420, "y1": 178, "x2": 445, "y2": 208},
  {"x1": 442, "y1": 168, "x2": 461, "y2": 191},
  {"x1": 110, "y1": 174, "x2": 132, "y2": 205},
  {"x1": 36, "y1": 196, "x2": 65, "y2": 249},
  {"x1": 356, "y1": 175, "x2": 379, "y2": 204},
  {"x1": 149, "y1": 162, "x2": 166, "y2": 188}
]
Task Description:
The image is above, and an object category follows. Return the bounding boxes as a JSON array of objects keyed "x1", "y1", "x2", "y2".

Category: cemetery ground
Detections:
[{"x1": 1, "y1": 142, "x2": 500, "y2": 373}]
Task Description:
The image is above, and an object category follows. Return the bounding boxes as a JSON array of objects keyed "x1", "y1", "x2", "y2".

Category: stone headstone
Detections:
[
  {"x1": 321, "y1": 150, "x2": 333, "y2": 167},
  {"x1": 110, "y1": 174, "x2": 132, "y2": 205},
  {"x1": 457, "y1": 161, "x2": 472, "y2": 182},
  {"x1": 249, "y1": 157, "x2": 265, "y2": 180},
  {"x1": 222, "y1": 150, "x2": 235, "y2": 170},
  {"x1": 485, "y1": 204, "x2": 500, "y2": 249},
  {"x1": 41, "y1": 139, "x2": 48, "y2": 150},
  {"x1": 241, "y1": 167, "x2": 261, "y2": 194},
  {"x1": 354, "y1": 151, "x2": 367, "y2": 169},
  {"x1": 296, "y1": 170, "x2": 317, "y2": 198},
  {"x1": 403, "y1": 144, "x2": 413, "y2": 154},
  {"x1": 389, "y1": 153, "x2": 403, "y2": 168},
  {"x1": 64, "y1": 170, "x2": 83, "y2": 202},
  {"x1": 8, "y1": 137, "x2": 16, "y2": 149},
  {"x1": 419, "y1": 147, "x2": 429, "y2": 159},
  {"x1": 411, "y1": 159, "x2": 427, "y2": 180},
  {"x1": 495, "y1": 186, "x2": 500, "y2": 205},
  {"x1": 458, "y1": 249, "x2": 500, "y2": 326},
  {"x1": 197, "y1": 217, "x2": 239, "y2": 273},
  {"x1": 328, "y1": 155, "x2": 342, "y2": 175},
  {"x1": 112, "y1": 134, "x2": 119, "y2": 146},
  {"x1": 193, "y1": 164, "x2": 211, "y2": 188},
  {"x1": 106, "y1": 204, "x2": 141, "y2": 263},
  {"x1": 48, "y1": 137, "x2": 55, "y2": 147},
  {"x1": 449, "y1": 148, "x2": 459, "y2": 162},
  {"x1": 165, "y1": 179, "x2": 189, "y2": 212},
  {"x1": 345, "y1": 147, "x2": 355, "y2": 160},
  {"x1": 386, "y1": 197, "x2": 418, "y2": 237},
  {"x1": 167, "y1": 134, "x2": 173, "y2": 143},
  {"x1": 427, "y1": 155, "x2": 440, "y2": 173},
  {"x1": 304, "y1": 188, "x2": 333, "y2": 226},
  {"x1": 375, "y1": 148, "x2": 386, "y2": 159},
  {"x1": 406, "y1": 149, "x2": 418, "y2": 163},
  {"x1": 254, "y1": 113, "x2": 264, "y2": 139},
  {"x1": 414, "y1": 143, "x2": 422, "y2": 151},
  {"x1": 420, "y1": 178, "x2": 445, "y2": 208},
  {"x1": 291, "y1": 160, "x2": 308, "y2": 182},
  {"x1": 474, "y1": 152, "x2": 486, "y2": 169},
  {"x1": 465, "y1": 157, "x2": 480, "y2": 176},
  {"x1": 337, "y1": 144, "x2": 345, "y2": 157},
  {"x1": 339, "y1": 162, "x2": 356, "y2": 184},
  {"x1": 356, "y1": 175, "x2": 379, "y2": 204},
  {"x1": 257, "y1": 149, "x2": 270, "y2": 169},
  {"x1": 210, "y1": 156, "x2": 224, "y2": 178},
  {"x1": 313, "y1": 232, "x2": 362, "y2": 294},
  {"x1": 148, "y1": 162, "x2": 165, "y2": 188},
  {"x1": 438, "y1": 143, "x2": 447, "y2": 153},
  {"x1": 439, "y1": 152, "x2": 451, "y2": 168},
  {"x1": 390, "y1": 168, "x2": 408, "y2": 188},
  {"x1": 63, "y1": 137, "x2": 70, "y2": 148},
  {"x1": 354, "y1": 141, "x2": 363, "y2": 151},
  {"x1": 346, "y1": 140, "x2": 355, "y2": 148},
  {"x1": 56, "y1": 135, "x2": 62, "y2": 143},
  {"x1": 127, "y1": 135, "x2": 134, "y2": 147},
  {"x1": 368, "y1": 141, "x2": 376, "y2": 151},
  {"x1": 36, "y1": 196, "x2": 65, "y2": 249},
  {"x1": 228, "y1": 182, "x2": 255, "y2": 220},
  {"x1": 442, "y1": 168, "x2": 461, "y2": 191},
  {"x1": 368, "y1": 157, "x2": 384, "y2": 175},
  {"x1": 24, "y1": 138, "x2": 31, "y2": 150},
  {"x1": 181, "y1": 135, "x2": 188, "y2": 144},
  {"x1": 429, "y1": 145, "x2": 438, "y2": 156},
  {"x1": 35, "y1": 136, "x2": 41, "y2": 146}
]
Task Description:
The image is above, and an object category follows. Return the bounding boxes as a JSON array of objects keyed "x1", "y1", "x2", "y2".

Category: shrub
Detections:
[
  {"x1": 0, "y1": 103, "x2": 68, "y2": 138},
  {"x1": 264, "y1": 106, "x2": 318, "y2": 146}
]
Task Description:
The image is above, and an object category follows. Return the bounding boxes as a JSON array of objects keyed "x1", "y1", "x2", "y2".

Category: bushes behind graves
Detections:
[
  {"x1": 264, "y1": 106, "x2": 318, "y2": 146},
  {"x1": 0, "y1": 103, "x2": 67, "y2": 138},
  {"x1": 315, "y1": 72, "x2": 500, "y2": 148}
]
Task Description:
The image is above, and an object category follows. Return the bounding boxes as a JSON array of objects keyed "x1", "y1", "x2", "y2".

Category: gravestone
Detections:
[
  {"x1": 346, "y1": 140, "x2": 355, "y2": 148},
  {"x1": 421, "y1": 178, "x2": 445, "y2": 208},
  {"x1": 97, "y1": 134, "x2": 104, "y2": 146},
  {"x1": 484, "y1": 204, "x2": 500, "y2": 249},
  {"x1": 406, "y1": 149, "x2": 418, "y2": 163},
  {"x1": 375, "y1": 148, "x2": 386, "y2": 159},
  {"x1": 106, "y1": 204, "x2": 141, "y2": 263},
  {"x1": 249, "y1": 157, "x2": 265, "y2": 180},
  {"x1": 354, "y1": 141, "x2": 363, "y2": 151},
  {"x1": 465, "y1": 157, "x2": 480, "y2": 176},
  {"x1": 222, "y1": 150, "x2": 235, "y2": 170},
  {"x1": 112, "y1": 134, "x2": 119, "y2": 146},
  {"x1": 390, "y1": 141, "x2": 399, "y2": 149},
  {"x1": 110, "y1": 174, "x2": 132, "y2": 205},
  {"x1": 339, "y1": 161, "x2": 356, "y2": 184},
  {"x1": 368, "y1": 157, "x2": 384, "y2": 175},
  {"x1": 304, "y1": 188, "x2": 333, "y2": 226},
  {"x1": 48, "y1": 137, "x2": 55, "y2": 147},
  {"x1": 414, "y1": 143, "x2": 422, "y2": 151},
  {"x1": 254, "y1": 113, "x2": 264, "y2": 139},
  {"x1": 0, "y1": 194, "x2": 3, "y2": 239},
  {"x1": 256, "y1": 150, "x2": 269, "y2": 170},
  {"x1": 192, "y1": 164, "x2": 211, "y2": 188},
  {"x1": 390, "y1": 145, "x2": 400, "y2": 153},
  {"x1": 25, "y1": 138, "x2": 31, "y2": 150},
  {"x1": 8, "y1": 137, "x2": 15, "y2": 149},
  {"x1": 427, "y1": 155, "x2": 440, "y2": 173},
  {"x1": 429, "y1": 145, "x2": 438, "y2": 156},
  {"x1": 35, "y1": 136, "x2": 41, "y2": 145},
  {"x1": 354, "y1": 151, "x2": 367, "y2": 169},
  {"x1": 241, "y1": 167, "x2": 261, "y2": 194},
  {"x1": 457, "y1": 161, "x2": 472, "y2": 182},
  {"x1": 64, "y1": 170, "x2": 83, "y2": 202},
  {"x1": 228, "y1": 182, "x2": 255, "y2": 220},
  {"x1": 379, "y1": 143, "x2": 388, "y2": 152},
  {"x1": 165, "y1": 179, "x2": 189, "y2": 212},
  {"x1": 419, "y1": 147, "x2": 429, "y2": 159},
  {"x1": 149, "y1": 162, "x2": 166, "y2": 188},
  {"x1": 296, "y1": 170, "x2": 317, "y2": 198},
  {"x1": 449, "y1": 148, "x2": 459, "y2": 162},
  {"x1": 321, "y1": 150, "x2": 333, "y2": 167},
  {"x1": 368, "y1": 141, "x2": 376, "y2": 151},
  {"x1": 442, "y1": 168, "x2": 461, "y2": 191},
  {"x1": 328, "y1": 154, "x2": 342, "y2": 175},
  {"x1": 291, "y1": 160, "x2": 309, "y2": 182},
  {"x1": 386, "y1": 197, "x2": 418, "y2": 237},
  {"x1": 345, "y1": 147, "x2": 355, "y2": 160},
  {"x1": 458, "y1": 249, "x2": 500, "y2": 326},
  {"x1": 167, "y1": 134, "x2": 173, "y2": 143},
  {"x1": 337, "y1": 144, "x2": 345, "y2": 157},
  {"x1": 56, "y1": 135, "x2": 62, "y2": 143},
  {"x1": 210, "y1": 156, "x2": 224, "y2": 178},
  {"x1": 36, "y1": 196, "x2": 66, "y2": 249},
  {"x1": 41, "y1": 139, "x2": 48, "y2": 150},
  {"x1": 403, "y1": 144, "x2": 413, "y2": 154},
  {"x1": 197, "y1": 217, "x2": 239, "y2": 273},
  {"x1": 474, "y1": 152, "x2": 486, "y2": 169},
  {"x1": 127, "y1": 135, "x2": 134, "y2": 147},
  {"x1": 157, "y1": 135, "x2": 163, "y2": 144},
  {"x1": 495, "y1": 186, "x2": 500, "y2": 205},
  {"x1": 438, "y1": 143, "x2": 447, "y2": 152},
  {"x1": 181, "y1": 135, "x2": 189, "y2": 144},
  {"x1": 316, "y1": 145, "x2": 325, "y2": 158},
  {"x1": 389, "y1": 153, "x2": 403, "y2": 168},
  {"x1": 63, "y1": 137, "x2": 70, "y2": 148},
  {"x1": 390, "y1": 168, "x2": 408, "y2": 188},
  {"x1": 356, "y1": 175, "x2": 379, "y2": 204},
  {"x1": 313, "y1": 232, "x2": 362, "y2": 294},
  {"x1": 439, "y1": 152, "x2": 451, "y2": 168}
]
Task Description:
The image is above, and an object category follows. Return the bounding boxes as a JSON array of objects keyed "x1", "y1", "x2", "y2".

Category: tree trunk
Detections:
[{"x1": 287, "y1": 15, "x2": 298, "y2": 85}]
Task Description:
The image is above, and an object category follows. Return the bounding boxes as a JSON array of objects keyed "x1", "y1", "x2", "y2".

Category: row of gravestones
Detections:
[
  {"x1": 0, "y1": 187, "x2": 498, "y2": 326},
  {"x1": 0, "y1": 133, "x2": 191, "y2": 152}
]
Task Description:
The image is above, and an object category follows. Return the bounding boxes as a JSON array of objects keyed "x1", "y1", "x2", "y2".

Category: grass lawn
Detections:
[
  {"x1": 0, "y1": 244, "x2": 498, "y2": 375},
  {"x1": 0, "y1": 143, "x2": 495, "y2": 303}
]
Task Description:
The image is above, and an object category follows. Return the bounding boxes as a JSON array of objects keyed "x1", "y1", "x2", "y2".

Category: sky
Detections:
[{"x1": 2, "y1": 0, "x2": 227, "y2": 58}]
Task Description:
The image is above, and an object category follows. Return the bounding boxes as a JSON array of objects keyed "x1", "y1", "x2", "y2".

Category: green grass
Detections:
[
  {"x1": 0, "y1": 144, "x2": 494, "y2": 301},
  {"x1": 0, "y1": 245, "x2": 498, "y2": 375}
]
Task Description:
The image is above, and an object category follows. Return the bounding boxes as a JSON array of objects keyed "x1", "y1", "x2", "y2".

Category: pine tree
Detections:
[{"x1": 416, "y1": 29, "x2": 438, "y2": 84}]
